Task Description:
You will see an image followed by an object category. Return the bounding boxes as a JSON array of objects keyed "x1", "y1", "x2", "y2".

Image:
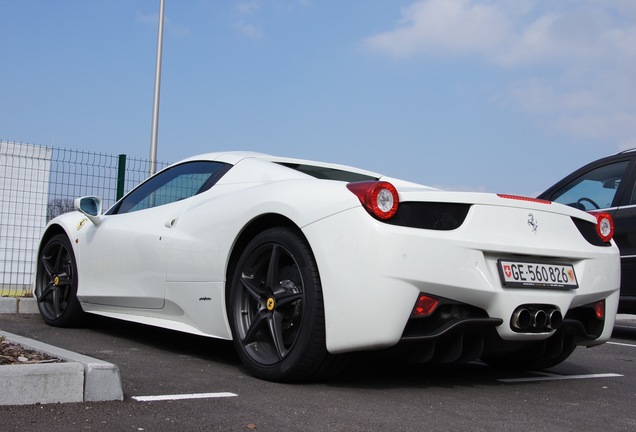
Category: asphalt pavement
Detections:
[{"x1": 1, "y1": 303, "x2": 635, "y2": 431}]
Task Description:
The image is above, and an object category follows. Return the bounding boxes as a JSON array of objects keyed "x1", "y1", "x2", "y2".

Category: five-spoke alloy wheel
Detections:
[
  {"x1": 35, "y1": 233, "x2": 83, "y2": 327},
  {"x1": 228, "y1": 227, "x2": 338, "y2": 382}
]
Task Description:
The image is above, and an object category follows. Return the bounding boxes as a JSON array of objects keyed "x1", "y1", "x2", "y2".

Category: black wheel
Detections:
[
  {"x1": 228, "y1": 227, "x2": 341, "y2": 382},
  {"x1": 481, "y1": 334, "x2": 577, "y2": 371},
  {"x1": 35, "y1": 233, "x2": 84, "y2": 327}
]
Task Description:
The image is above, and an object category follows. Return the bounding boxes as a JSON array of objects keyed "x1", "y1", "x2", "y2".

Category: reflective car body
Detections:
[
  {"x1": 35, "y1": 152, "x2": 620, "y2": 381},
  {"x1": 538, "y1": 149, "x2": 636, "y2": 314}
]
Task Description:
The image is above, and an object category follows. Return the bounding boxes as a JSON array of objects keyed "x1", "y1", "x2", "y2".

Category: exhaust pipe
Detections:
[
  {"x1": 511, "y1": 308, "x2": 531, "y2": 330},
  {"x1": 547, "y1": 309, "x2": 563, "y2": 330},
  {"x1": 511, "y1": 306, "x2": 561, "y2": 332},
  {"x1": 532, "y1": 309, "x2": 547, "y2": 329}
]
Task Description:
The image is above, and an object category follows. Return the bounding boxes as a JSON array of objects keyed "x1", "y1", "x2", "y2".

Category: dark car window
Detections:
[
  {"x1": 276, "y1": 162, "x2": 378, "y2": 182},
  {"x1": 108, "y1": 161, "x2": 231, "y2": 215},
  {"x1": 629, "y1": 179, "x2": 636, "y2": 205},
  {"x1": 548, "y1": 161, "x2": 629, "y2": 211}
]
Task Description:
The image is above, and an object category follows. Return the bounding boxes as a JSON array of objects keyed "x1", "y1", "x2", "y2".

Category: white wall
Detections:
[{"x1": 0, "y1": 141, "x2": 52, "y2": 296}]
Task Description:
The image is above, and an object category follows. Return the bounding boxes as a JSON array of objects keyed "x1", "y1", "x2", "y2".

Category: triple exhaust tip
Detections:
[{"x1": 512, "y1": 307, "x2": 562, "y2": 332}]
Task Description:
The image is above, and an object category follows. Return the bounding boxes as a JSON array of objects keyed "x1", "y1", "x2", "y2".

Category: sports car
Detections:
[
  {"x1": 34, "y1": 151, "x2": 620, "y2": 382},
  {"x1": 538, "y1": 149, "x2": 636, "y2": 313}
]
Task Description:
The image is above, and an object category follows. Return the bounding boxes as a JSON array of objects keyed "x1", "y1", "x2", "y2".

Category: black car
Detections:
[{"x1": 539, "y1": 149, "x2": 636, "y2": 314}]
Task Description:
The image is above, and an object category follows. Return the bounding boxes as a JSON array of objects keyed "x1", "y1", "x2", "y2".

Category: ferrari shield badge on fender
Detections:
[{"x1": 77, "y1": 218, "x2": 87, "y2": 231}]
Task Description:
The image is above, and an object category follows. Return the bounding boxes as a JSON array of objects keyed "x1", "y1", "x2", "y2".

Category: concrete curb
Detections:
[
  {"x1": 0, "y1": 297, "x2": 38, "y2": 314},
  {"x1": 0, "y1": 330, "x2": 124, "y2": 405}
]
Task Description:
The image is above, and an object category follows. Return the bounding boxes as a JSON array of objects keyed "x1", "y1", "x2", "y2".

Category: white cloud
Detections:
[
  {"x1": 365, "y1": 0, "x2": 636, "y2": 148},
  {"x1": 364, "y1": 0, "x2": 510, "y2": 58},
  {"x1": 237, "y1": 0, "x2": 261, "y2": 15},
  {"x1": 234, "y1": 1, "x2": 264, "y2": 39},
  {"x1": 232, "y1": 1, "x2": 310, "y2": 40},
  {"x1": 137, "y1": 13, "x2": 191, "y2": 38},
  {"x1": 364, "y1": 0, "x2": 635, "y2": 67},
  {"x1": 233, "y1": 20, "x2": 264, "y2": 39},
  {"x1": 495, "y1": 6, "x2": 636, "y2": 67}
]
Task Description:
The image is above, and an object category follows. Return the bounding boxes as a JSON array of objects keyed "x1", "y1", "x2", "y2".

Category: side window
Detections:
[
  {"x1": 550, "y1": 161, "x2": 629, "y2": 211},
  {"x1": 108, "y1": 161, "x2": 231, "y2": 215}
]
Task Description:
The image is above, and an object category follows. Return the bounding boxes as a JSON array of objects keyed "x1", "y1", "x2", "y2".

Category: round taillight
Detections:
[
  {"x1": 591, "y1": 212, "x2": 614, "y2": 243},
  {"x1": 347, "y1": 181, "x2": 399, "y2": 220}
]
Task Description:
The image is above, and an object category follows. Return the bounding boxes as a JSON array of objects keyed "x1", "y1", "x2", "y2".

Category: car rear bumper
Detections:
[{"x1": 304, "y1": 205, "x2": 620, "y2": 354}]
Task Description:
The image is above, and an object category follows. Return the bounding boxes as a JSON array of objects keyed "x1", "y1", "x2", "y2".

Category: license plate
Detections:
[{"x1": 497, "y1": 259, "x2": 578, "y2": 289}]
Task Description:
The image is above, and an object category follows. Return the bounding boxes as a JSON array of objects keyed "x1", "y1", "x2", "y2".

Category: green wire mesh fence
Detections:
[{"x1": 0, "y1": 140, "x2": 168, "y2": 297}]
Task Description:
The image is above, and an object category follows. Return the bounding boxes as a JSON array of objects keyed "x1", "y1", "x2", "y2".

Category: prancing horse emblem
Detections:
[
  {"x1": 528, "y1": 213, "x2": 538, "y2": 234},
  {"x1": 266, "y1": 297, "x2": 275, "y2": 311}
]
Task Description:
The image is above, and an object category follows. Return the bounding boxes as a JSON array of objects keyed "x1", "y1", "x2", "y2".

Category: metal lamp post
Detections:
[{"x1": 149, "y1": 0, "x2": 165, "y2": 175}]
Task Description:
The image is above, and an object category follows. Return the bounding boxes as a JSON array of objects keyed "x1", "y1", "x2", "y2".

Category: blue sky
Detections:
[{"x1": 2, "y1": 0, "x2": 635, "y2": 195}]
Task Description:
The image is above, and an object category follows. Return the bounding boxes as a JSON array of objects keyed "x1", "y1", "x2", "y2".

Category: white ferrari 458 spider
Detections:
[{"x1": 34, "y1": 152, "x2": 620, "y2": 382}]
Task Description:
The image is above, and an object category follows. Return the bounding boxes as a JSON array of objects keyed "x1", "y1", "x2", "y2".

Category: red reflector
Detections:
[
  {"x1": 412, "y1": 294, "x2": 439, "y2": 317},
  {"x1": 595, "y1": 300, "x2": 605, "y2": 320},
  {"x1": 497, "y1": 194, "x2": 551, "y2": 204}
]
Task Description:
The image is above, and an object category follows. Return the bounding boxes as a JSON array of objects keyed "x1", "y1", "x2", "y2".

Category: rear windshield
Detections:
[{"x1": 276, "y1": 162, "x2": 378, "y2": 182}]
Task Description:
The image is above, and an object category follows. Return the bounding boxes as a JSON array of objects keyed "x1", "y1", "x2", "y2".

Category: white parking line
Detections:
[
  {"x1": 498, "y1": 372, "x2": 622, "y2": 383},
  {"x1": 607, "y1": 341, "x2": 636, "y2": 348},
  {"x1": 132, "y1": 392, "x2": 238, "y2": 402}
]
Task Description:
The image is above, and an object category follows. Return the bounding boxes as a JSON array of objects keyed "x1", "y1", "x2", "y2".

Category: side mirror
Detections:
[{"x1": 74, "y1": 196, "x2": 103, "y2": 226}]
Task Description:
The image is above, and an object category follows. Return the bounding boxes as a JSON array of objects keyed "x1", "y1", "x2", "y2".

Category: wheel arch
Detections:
[
  {"x1": 225, "y1": 213, "x2": 310, "y2": 295},
  {"x1": 34, "y1": 223, "x2": 80, "y2": 299},
  {"x1": 223, "y1": 212, "x2": 343, "y2": 381},
  {"x1": 37, "y1": 224, "x2": 71, "y2": 258}
]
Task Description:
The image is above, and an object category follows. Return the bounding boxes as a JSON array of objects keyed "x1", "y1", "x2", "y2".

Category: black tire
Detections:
[
  {"x1": 35, "y1": 233, "x2": 84, "y2": 327},
  {"x1": 228, "y1": 227, "x2": 341, "y2": 382},
  {"x1": 481, "y1": 334, "x2": 577, "y2": 371}
]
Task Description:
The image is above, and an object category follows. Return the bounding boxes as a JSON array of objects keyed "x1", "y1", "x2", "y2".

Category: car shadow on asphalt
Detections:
[
  {"x1": 612, "y1": 325, "x2": 636, "y2": 341},
  {"x1": 81, "y1": 315, "x2": 510, "y2": 388},
  {"x1": 82, "y1": 313, "x2": 240, "y2": 367},
  {"x1": 0, "y1": 313, "x2": 603, "y2": 390},
  {"x1": 333, "y1": 356, "x2": 499, "y2": 388}
]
